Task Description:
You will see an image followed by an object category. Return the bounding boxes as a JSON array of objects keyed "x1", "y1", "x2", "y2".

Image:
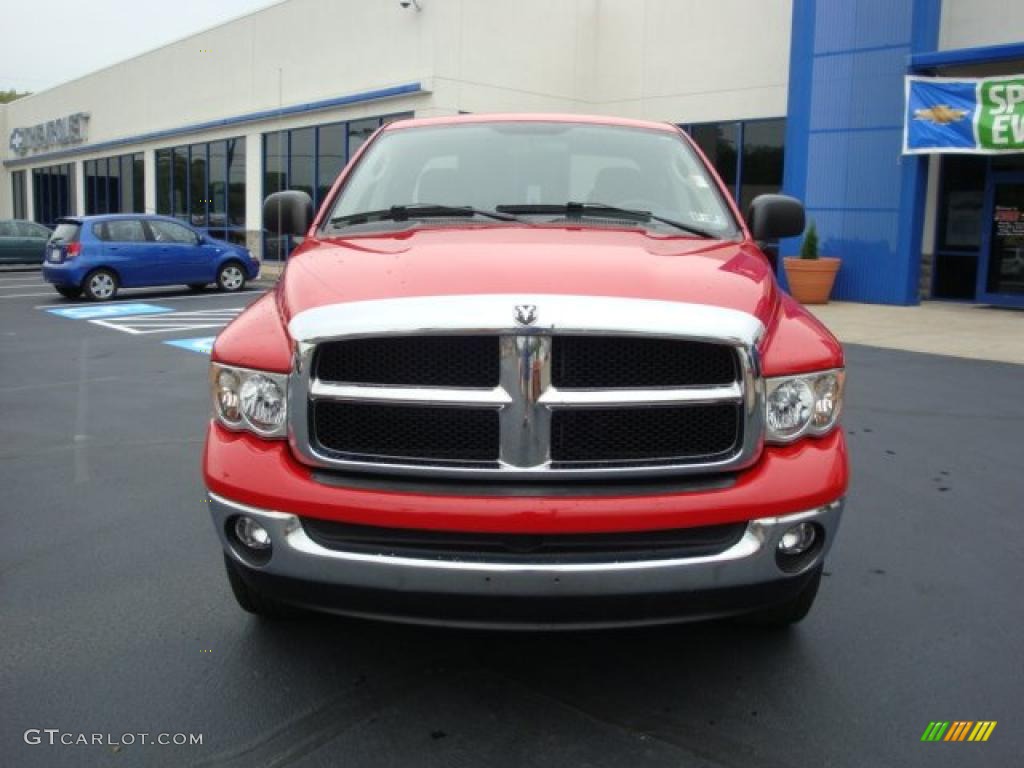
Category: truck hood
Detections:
[{"x1": 279, "y1": 225, "x2": 779, "y2": 326}]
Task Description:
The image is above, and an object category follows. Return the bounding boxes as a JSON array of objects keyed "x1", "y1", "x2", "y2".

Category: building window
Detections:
[
  {"x1": 683, "y1": 119, "x2": 786, "y2": 213},
  {"x1": 691, "y1": 123, "x2": 738, "y2": 193},
  {"x1": 209, "y1": 141, "x2": 227, "y2": 230},
  {"x1": 261, "y1": 112, "x2": 412, "y2": 261},
  {"x1": 173, "y1": 146, "x2": 188, "y2": 219},
  {"x1": 931, "y1": 155, "x2": 986, "y2": 300},
  {"x1": 11, "y1": 171, "x2": 27, "y2": 219},
  {"x1": 738, "y1": 121, "x2": 785, "y2": 213},
  {"x1": 317, "y1": 123, "x2": 346, "y2": 204},
  {"x1": 190, "y1": 144, "x2": 208, "y2": 227},
  {"x1": 227, "y1": 138, "x2": 246, "y2": 228},
  {"x1": 156, "y1": 136, "x2": 247, "y2": 244},
  {"x1": 31, "y1": 163, "x2": 74, "y2": 228},
  {"x1": 84, "y1": 152, "x2": 144, "y2": 215}
]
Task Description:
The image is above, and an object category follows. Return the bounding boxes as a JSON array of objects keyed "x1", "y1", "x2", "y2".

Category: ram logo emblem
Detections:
[{"x1": 513, "y1": 304, "x2": 538, "y2": 326}]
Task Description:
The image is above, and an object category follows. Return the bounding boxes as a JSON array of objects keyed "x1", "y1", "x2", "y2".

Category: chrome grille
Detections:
[
  {"x1": 552, "y1": 336, "x2": 738, "y2": 389},
  {"x1": 316, "y1": 336, "x2": 498, "y2": 387},
  {"x1": 313, "y1": 401, "x2": 499, "y2": 464},
  {"x1": 550, "y1": 404, "x2": 741, "y2": 465},
  {"x1": 288, "y1": 294, "x2": 765, "y2": 480}
]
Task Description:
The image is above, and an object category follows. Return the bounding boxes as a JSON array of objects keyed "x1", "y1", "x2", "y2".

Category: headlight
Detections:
[
  {"x1": 765, "y1": 369, "x2": 844, "y2": 443},
  {"x1": 210, "y1": 363, "x2": 288, "y2": 438}
]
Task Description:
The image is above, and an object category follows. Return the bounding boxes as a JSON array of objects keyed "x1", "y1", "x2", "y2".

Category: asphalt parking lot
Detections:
[{"x1": 1, "y1": 267, "x2": 1020, "y2": 768}]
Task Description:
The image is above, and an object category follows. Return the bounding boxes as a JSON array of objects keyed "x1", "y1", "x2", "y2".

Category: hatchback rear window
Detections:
[{"x1": 50, "y1": 223, "x2": 81, "y2": 243}]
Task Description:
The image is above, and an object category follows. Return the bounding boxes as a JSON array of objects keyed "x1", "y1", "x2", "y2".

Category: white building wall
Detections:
[
  {"x1": 424, "y1": 0, "x2": 596, "y2": 116},
  {"x1": 3, "y1": 0, "x2": 792, "y2": 148},
  {"x1": 590, "y1": 0, "x2": 792, "y2": 123},
  {"x1": 3, "y1": 0, "x2": 432, "y2": 148},
  {"x1": 1, "y1": 0, "x2": 794, "y2": 219},
  {"x1": 939, "y1": 0, "x2": 1024, "y2": 51}
]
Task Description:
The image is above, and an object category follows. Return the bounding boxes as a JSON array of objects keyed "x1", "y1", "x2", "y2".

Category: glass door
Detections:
[{"x1": 978, "y1": 171, "x2": 1024, "y2": 307}]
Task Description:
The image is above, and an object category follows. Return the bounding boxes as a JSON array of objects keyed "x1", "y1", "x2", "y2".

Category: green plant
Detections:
[{"x1": 800, "y1": 221, "x2": 819, "y2": 260}]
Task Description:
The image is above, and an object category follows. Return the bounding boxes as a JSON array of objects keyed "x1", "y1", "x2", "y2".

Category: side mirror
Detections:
[
  {"x1": 746, "y1": 194, "x2": 806, "y2": 241},
  {"x1": 263, "y1": 190, "x2": 314, "y2": 237}
]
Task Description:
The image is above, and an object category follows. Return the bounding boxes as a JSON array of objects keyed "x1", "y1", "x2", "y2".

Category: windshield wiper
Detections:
[
  {"x1": 495, "y1": 202, "x2": 715, "y2": 238},
  {"x1": 329, "y1": 203, "x2": 520, "y2": 227}
]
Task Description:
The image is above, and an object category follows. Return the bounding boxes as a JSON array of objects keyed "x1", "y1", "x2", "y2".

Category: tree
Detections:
[
  {"x1": 0, "y1": 89, "x2": 31, "y2": 104},
  {"x1": 800, "y1": 220, "x2": 819, "y2": 260}
]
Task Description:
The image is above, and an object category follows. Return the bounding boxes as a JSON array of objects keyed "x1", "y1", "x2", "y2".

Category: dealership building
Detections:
[{"x1": 1, "y1": 0, "x2": 1022, "y2": 306}]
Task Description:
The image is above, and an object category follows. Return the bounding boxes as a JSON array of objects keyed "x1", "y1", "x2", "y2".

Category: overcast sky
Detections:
[{"x1": 1, "y1": 0, "x2": 280, "y2": 93}]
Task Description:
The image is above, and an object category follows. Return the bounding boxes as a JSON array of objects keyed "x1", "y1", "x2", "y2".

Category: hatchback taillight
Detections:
[{"x1": 66, "y1": 242, "x2": 82, "y2": 258}]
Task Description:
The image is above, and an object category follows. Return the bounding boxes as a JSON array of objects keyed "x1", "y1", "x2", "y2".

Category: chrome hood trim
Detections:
[{"x1": 288, "y1": 294, "x2": 765, "y2": 347}]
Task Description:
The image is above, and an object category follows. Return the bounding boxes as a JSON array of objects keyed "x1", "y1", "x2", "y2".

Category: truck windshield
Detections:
[{"x1": 324, "y1": 122, "x2": 739, "y2": 238}]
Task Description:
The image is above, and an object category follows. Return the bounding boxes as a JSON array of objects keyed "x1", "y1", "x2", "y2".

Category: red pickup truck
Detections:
[{"x1": 204, "y1": 114, "x2": 847, "y2": 629}]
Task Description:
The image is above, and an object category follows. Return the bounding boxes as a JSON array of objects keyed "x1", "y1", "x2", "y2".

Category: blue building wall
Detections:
[{"x1": 781, "y1": 0, "x2": 941, "y2": 304}]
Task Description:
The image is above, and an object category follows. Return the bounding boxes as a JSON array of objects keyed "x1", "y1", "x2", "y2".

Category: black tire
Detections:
[
  {"x1": 222, "y1": 553, "x2": 301, "y2": 619},
  {"x1": 736, "y1": 565, "x2": 823, "y2": 627},
  {"x1": 82, "y1": 269, "x2": 119, "y2": 301},
  {"x1": 55, "y1": 285, "x2": 82, "y2": 299},
  {"x1": 187, "y1": 283, "x2": 208, "y2": 291},
  {"x1": 216, "y1": 261, "x2": 246, "y2": 293}
]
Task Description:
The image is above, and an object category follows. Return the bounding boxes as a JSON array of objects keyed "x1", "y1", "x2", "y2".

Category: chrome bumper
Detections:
[{"x1": 209, "y1": 493, "x2": 843, "y2": 610}]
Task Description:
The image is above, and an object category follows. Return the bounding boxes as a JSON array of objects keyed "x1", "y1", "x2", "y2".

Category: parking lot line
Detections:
[
  {"x1": 1, "y1": 292, "x2": 59, "y2": 299},
  {"x1": 90, "y1": 307, "x2": 243, "y2": 335},
  {"x1": 32, "y1": 288, "x2": 264, "y2": 309}
]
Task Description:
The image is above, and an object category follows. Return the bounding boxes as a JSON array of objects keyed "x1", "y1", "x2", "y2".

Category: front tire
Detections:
[
  {"x1": 82, "y1": 269, "x2": 118, "y2": 301},
  {"x1": 223, "y1": 553, "x2": 300, "y2": 619},
  {"x1": 55, "y1": 285, "x2": 82, "y2": 299},
  {"x1": 737, "y1": 565, "x2": 823, "y2": 627},
  {"x1": 216, "y1": 262, "x2": 246, "y2": 293}
]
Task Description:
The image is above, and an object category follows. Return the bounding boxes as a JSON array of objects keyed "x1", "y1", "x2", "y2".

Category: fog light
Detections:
[
  {"x1": 234, "y1": 516, "x2": 271, "y2": 550},
  {"x1": 778, "y1": 522, "x2": 817, "y2": 555}
]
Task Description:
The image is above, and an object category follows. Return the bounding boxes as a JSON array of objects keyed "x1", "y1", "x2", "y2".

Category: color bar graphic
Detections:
[
  {"x1": 921, "y1": 720, "x2": 996, "y2": 742},
  {"x1": 968, "y1": 721, "x2": 997, "y2": 742}
]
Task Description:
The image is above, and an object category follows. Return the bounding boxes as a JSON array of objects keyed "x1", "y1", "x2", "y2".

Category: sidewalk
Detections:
[
  {"x1": 809, "y1": 301, "x2": 1024, "y2": 365},
  {"x1": 259, "y1": 261, "x2": 286, "y2": 280}
]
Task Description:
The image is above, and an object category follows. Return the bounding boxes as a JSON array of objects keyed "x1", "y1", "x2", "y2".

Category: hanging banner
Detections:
[{"x1": 904, "y1": 75, "x2": 1024, "y2": 154}]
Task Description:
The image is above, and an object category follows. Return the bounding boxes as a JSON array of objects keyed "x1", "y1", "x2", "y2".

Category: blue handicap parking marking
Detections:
[
  {"x1": 164, "y1": 337, "x2": 217, "y2": 355},
  {"x1": 46, "y1": 303, "x2": 173, "y2": 320}
]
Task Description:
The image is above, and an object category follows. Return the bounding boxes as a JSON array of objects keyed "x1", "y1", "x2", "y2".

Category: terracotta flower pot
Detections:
[{"x1": 784, "y1": 257, "x2": 841, "y2": 304}]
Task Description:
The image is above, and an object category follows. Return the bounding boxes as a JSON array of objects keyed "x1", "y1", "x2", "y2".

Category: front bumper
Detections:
[{"x1": 209, "y1": 492, "x2": 843, "y2": 628}]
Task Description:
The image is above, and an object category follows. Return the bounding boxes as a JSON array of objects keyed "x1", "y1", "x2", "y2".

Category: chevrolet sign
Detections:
[{"x1": 8, "y1": 112, "x2": 90, "y2": 156}]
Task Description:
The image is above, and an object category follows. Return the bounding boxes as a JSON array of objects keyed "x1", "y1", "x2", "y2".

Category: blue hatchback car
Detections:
[{"x1": 42, "y1": 215, "x2": 260, "y2": 301}]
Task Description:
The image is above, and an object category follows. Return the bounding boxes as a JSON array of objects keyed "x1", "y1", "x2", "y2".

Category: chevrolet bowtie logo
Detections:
[
  {"x1": 913, "y1": 105, "x2": 970, "y2": 125},
  {"x1": 514, "y1": 304, "x2": 537, "y2": 326}
]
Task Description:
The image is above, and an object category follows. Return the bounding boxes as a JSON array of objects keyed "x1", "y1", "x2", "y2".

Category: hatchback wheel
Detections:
[
  {"x1": 217, "y1": 262, "x2": 246, "y2": 292},
  {"x1": 83, "y1": 269, "x2": 118, "y2": 301}
]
